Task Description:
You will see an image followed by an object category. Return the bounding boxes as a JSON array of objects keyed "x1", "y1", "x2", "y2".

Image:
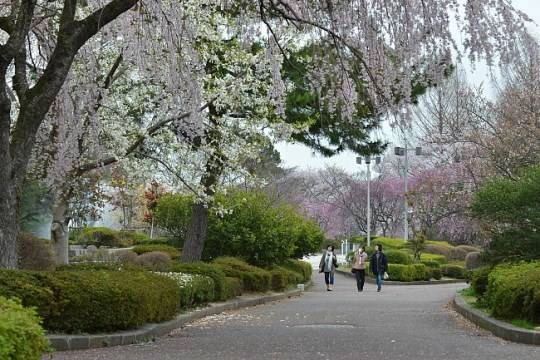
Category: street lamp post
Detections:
[
  {"x1": 394, "y1": 145, "x2": 422, "y2": 241},
  {"x1": 356, "y1": 155, "x2": 381, "y2": 248}
]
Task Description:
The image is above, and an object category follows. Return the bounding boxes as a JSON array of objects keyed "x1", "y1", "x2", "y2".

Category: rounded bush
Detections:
[
  {"x1": 156, "y1": 272, "x2": 215, "y2": 307},
  {"x1": 0, "y1": 270, "x2": 180, "y2": 333},
  {"x1": 168, "y1": 262, "x2": 228, "y2": 301},
  {"x1": 0, "y1": 296, "x2": 50, "y2": 360},
  {"x1": 385, "y1": 250, "x2": 412, "y2": 265},
  {"x1": 465, "y1": 251, "x2": 483, "y2": 270},
  {"x1": 76, "y1": 227, "x2": 128, "y2": 248},
  {"x1": 118, "y1": 231, "x2": 151, "y2": 245},
  {"x1": 132, "y1": 244, "x2": 180, "y2": 259},
  {"x1": 420, "y1": 253, "x2": 448, "y2": 264},
  {"x1": 449, "y1": 247, "x2": 469, "y2": 261},
  {"x1": 441, "y1": 265, "x2": 468, "y2": 279},
  {"x1": 223, "y1": 277, "x2": 243, "y2": 298},
  {"x1": 424, "y1": 244, "x2": 452, "y2": 258},
  {"x1": 420, "y1": 260, "x2": 440, "y2": 269},
  {"x1": 18, "y1": 233, "x2": 55, "y2": 271},
  {"x1": 134, "y1": 251, "x2": 172, "y2": 271},
  {"x1": 471, "y1": 267, "x2": 492, "y2": 297},
  {"x1": 432, "y1": 268, "x2": 442, "y2": 280},
  {"x1": 213, "y1": 257, "x2": 271, "y2": 292},
  {"x1": 281, "y1": 259, "x2": 312, "y2": 283},
  {"x1": 485, "y1": 262, "x2": 540, "y2": 323},
  {"x1": 387, "y1": 263, "x2": 429, "y2": 282},
  {"x1": 114, "y1": 249, "x2": 139, "y2": 264}
]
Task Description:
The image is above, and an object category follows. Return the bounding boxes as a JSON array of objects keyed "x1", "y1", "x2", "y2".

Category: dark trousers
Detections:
[
  {"x1": 324, "y1": 272, "x2": 335, "y2": 285},
  {"x1": 354, "y1": 269, "x2": 365, "y2": 291}
]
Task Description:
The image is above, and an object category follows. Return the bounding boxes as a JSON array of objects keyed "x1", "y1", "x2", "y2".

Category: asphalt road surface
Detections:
[{"x1": 49, "y1": 271, "x2": 539, "y2": 360}]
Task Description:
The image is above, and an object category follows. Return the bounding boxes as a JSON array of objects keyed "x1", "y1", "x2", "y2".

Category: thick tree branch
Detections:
[
  {"x1": 141, "y1": 153, "x2": 198, "y2": 195},
  {"x1": 0, "y1": 0, "x2": 36, "y2": 66},
  {"x1": 0, "y1": 16, "x2": 13, "y2": 33}
]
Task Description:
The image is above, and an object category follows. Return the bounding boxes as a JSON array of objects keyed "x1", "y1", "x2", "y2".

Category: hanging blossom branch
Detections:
[{"x1": 75, "y1": 99, "x2": 216, "y2": 175}]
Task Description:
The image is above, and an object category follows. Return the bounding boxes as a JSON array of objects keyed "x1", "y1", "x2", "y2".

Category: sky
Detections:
[{"x1": 276, "y1": 0, "x2": 540, "y2": 174}]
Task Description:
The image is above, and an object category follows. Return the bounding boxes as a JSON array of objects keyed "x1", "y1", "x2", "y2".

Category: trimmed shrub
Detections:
[
  {"x1": 457, "y1": 245, "x2": 480, "y2": 253},
  {"x1": 441, "y1": 264, "x2": 468, "y2": 279},
  {"x1": 424, "y1": 244, "x2": 452, "y2": 258},
  {"x1": 132, "y1": 244, "x2": 180, "y2": 259},
  {"x1": 113, "y1": 249, "x2": 139, "y2": 264},
  {"x1": 156, "y1": 272, "x2": 215, "y2": 307},
  {"x1": 485, "y1": 262, "x2": 540, "y2": 323},
  {"x1": 387, "y1": 263, "x2": 429, "y2": 282},
  {"x1": 270, "y1": 267, "x2": 302, "y2": 291},
  {"x1": 118, "y1": 231, "x2": 151, "y2": 245},
  {"x1": 76, "y1": 227, "x2": 128, "y2": 248},
  {"x1": 465, "y1": 251, "x2": 483, "y2": 270},
  {"x1": 134, "y1": 251, "x2": 172, "y2": 271},
  {"x1": 223, "y1": 277, "x2": 243, "y2": 298},
  {"x1": 385, "y1": 250, "x2": 412, "y2": 265},
  {"x1": 0, "y1": 270, "x2": 180, "y2": 333},
  {"x1": 420, "y1": 260, "x2": 440, "y2": 269},
  {"x1": 0, "y1": 296, "x2": 50, "y2": 360},
  {"x1": 449, "y1": 247, "x2": 469, "y2": 261},
  {"x1": 471, "y1": 267, "x2": 492, "y2": 297},
  {"x1": 420, "y1": 253, "x2": 448, "y2": 264},
  {"x1": 213, "y1": 257, "x2": 272, "y2": 292},
  {"x1": 18, "y1": 233, "x2": 54, "y2": 271},
  {"x1": 432, "y1": 268, "x2": 442, "y2": 280},
  {"x1": 281, "y1": 259, "x2": 312, "y2": 283},
  {"x1": 168, "y1": 262, "x2": 228, "y2": 301}
]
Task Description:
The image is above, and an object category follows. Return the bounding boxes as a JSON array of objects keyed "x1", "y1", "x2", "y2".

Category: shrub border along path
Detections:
[
  {"x1": 336, "y1": 268, "x2": 466, "y2": 285},
  {"x1": 47, "y1": 285, "x2": 308, "y2": 352},
  {"x1": 453, "y1": 292, "x2": 540, "y2": 345}
]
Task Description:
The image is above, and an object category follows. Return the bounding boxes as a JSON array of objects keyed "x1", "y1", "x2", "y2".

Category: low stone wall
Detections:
[
  {"x1": 48, "y1": 285, "x2": 307, "y2": 352},
  {"x1": 453, "y1": 293, "x2": 540, "y2": 345}
]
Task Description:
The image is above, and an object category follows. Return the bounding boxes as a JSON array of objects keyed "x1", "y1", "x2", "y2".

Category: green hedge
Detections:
[
  {"x1": 75, "y1": 227, "x2": 129, "y2": 248},
  {"x1": 0, "y1": 296, "x2": 50, "y2": 360},
  {"x1": 213, "y1": 257, "x2": 272, "y2": 292},
  {"x1": 486, "y1": 262, "x2": 540, "y2": 323},
  {"x1": 270, "y1": 267, "x2": 303, "y2": 291},
  {"x1": 0, "y1": 270, "x2": 180, "y2": 333},
  {"x1": 420, "y1": 253, "x2": 448, "y2": 264},
  {"x1": 432, "y1": 268, "x2": 442, "y2": 280},
  {"x1": 441, "y1": 265, "x2": 469, "y2": 279},
  {"x1": 168, "y1": 262, "x2": 228, "y2": 301},
  {"x1": 420, "y1": 260, "x2": 441, "y2": 268},
  {"x1": 133, "y1": 244, "x2": 180, "y2": 259},
  {"x1": 156, "y1": 272, "x2": 215, "y2": 308},
  {"x1": 223, "y1": 277, "x2": 243, "y2": 299},
  {"x1": 281, "y1": 259, "x2": 312, "y2": 283},
  {"x1": 471, "y1": 267, "x2": 492, "y2": 297},
  {"x1": 385, "y1": 250, "x2": 412, "y2": 265},
  {"x1": 386, "y1": 264, "x2": 430, "y2": 282}
]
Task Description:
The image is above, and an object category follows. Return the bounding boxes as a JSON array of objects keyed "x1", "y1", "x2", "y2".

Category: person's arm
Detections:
[
  {"x1": 319, "y1": 255, "x2": 325, "y2": 272},
  {"x1": 370, "y1": 255, "x2": 375, "y2": 274},
  {"x1": 383, "y1": 254, "x2": 389, "y2": 272}
]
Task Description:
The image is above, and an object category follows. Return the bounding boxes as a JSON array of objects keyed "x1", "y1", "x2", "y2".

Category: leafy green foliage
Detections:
[
  {"x1": 154, "y1": 194, "x2": 194, "y2": 245},
  {"x1": 465, "y1": 251, "x2": 483, "y2": 270},
  {"x1": 485, "y1": 262, "x2": 540, "y2": 323},
  {"x1": 471, "y1": 267, "x2": 492, "y2": 297},
  {"x1": 132, "y1": 244, "x2": 180, "y2": 259},
  {"x1": 0, "y1": 296, "x2": 50, "y2": 360},
  {"x1": 385, "y1": 250, "x2": 412, "y2": 265},
  {"x1": 471, "y1": 165, "x2": 540, "y2": 263},
  {"x1": 420, "y1": 253, "x2": 448, "y2": 264},
  {"x1": 213, "y1": 257, "x2": 272, "y2": 292},
  {"x1": 440, "y1": 264, "x2": 468, "y2": 279},
  {"x1": 386, "y1": 263, "x2": 430, "y2": 282},
  {"x1": 223, "y1": 277, "x2": 243, "y2": 298},
  {"x1": 281, "y1": 259, "x2": 312, "y2": 283},
  {"x1": 74, "y1": 227, "x2": 128, "y2": 248},
  {"x1": 168, "y1": 262, "x2": 228, "y2": 301},
  {"x1": 0, "y1": 270, "x2": 180, "y2": 333},
  {"x1": 407, "y1": 232, "x2": 427, "y2": 262}
]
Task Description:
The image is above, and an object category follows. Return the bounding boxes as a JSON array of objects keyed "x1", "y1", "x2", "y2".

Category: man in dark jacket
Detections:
[{"x1": 370, "y1": 244, "x2": 388, "y2": 292}]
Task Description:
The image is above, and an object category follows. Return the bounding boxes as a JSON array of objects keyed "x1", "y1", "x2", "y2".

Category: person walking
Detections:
[
  {"x1": 370, "y1": 244, "x2": 388, "y2": 292},
  {"x1": 351, "y1": 246, "x2": 368, "y2": 292},
  {"x1": 319, "y1": 245, "x2": 338, "y2": 291}
]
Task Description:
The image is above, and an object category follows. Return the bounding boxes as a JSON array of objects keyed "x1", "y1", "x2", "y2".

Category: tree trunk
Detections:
[
  {"x1": 181, "y1": 203, "x2": 209, "y2": 262},
  {"x1": 50, "y1": 199, "x2": 70, "y2": 265},
  {"x1": 180, "y1": 103, "x2": 224, "y2": 263},
  {"x1": 0, "y1": 185, "x2": 20, "y2": 269}
]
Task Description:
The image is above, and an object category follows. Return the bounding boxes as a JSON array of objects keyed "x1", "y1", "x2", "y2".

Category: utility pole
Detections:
[{"x1": 356, "y1": 155, "x2": 381, "y2": 247}]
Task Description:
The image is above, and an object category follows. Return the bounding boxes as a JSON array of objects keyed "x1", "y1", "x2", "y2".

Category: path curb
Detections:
[
  {"x1": 336, "y1": 269, "x2": 466, "y2": 285},
  {"x1": 47, "y1": 285, "x2": 307, "y2": 352},
  {"x1": 453, "y1": 293, "x2": 540, "y2": 345}
]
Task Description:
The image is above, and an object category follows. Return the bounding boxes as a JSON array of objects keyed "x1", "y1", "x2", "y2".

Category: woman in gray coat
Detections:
[{"x1": 319, "y1": 245, "x2": 338, "y2": 291}]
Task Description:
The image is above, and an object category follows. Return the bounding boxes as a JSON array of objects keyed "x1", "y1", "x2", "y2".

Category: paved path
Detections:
[{"x1": 49, "y1": 272, "x2": 538, "y2": 360}]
